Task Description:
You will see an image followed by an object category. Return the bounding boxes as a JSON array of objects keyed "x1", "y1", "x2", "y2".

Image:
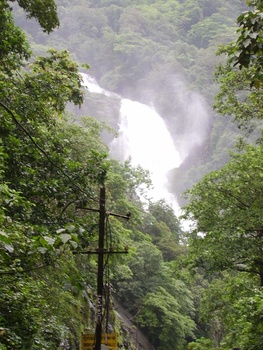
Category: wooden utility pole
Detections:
[
  {"x1": 94, "y1": 186, "x2": 106, "y2": 350},
  {"x1": 79, "y1": 186, "x2": 130, "y2": 350}
]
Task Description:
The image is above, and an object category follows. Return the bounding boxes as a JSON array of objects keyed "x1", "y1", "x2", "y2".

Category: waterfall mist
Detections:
[
  {"x1": 80, "y1": 73, "x2": 209, "y2": 213},
  {"x1": 167, "y1": 78, "x2": 210, "y2": 162},
  {"x1": 110, "y1": 99, "x2": 181, "y2": 208}
]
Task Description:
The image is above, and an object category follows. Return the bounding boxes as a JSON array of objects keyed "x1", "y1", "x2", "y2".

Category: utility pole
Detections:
[
  {"x1": 94, "y1": 186, "x2": 106, "y2": 350},
  {"x1": 78, "y1": 185, "x2": 130, "y2": 350}
]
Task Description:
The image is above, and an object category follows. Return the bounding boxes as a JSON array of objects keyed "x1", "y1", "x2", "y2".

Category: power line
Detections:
[{"x1": 0, "y1": 101, "x2": 97, "y2": 200}]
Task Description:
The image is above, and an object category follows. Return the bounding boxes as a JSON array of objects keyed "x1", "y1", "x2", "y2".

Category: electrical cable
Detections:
[
  {"x1": 103, "y1": 213, "x2": 113, "y2": 333},
  {"x1": 0, "y1": 253, "x2": 62, "y2": 275},
  {"x1": 0, "y1": 101, "x2": 99, "y2": 201}
]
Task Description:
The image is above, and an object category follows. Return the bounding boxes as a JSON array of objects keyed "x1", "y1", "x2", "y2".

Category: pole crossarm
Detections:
[
  {"x1": 74, "y1": 250, "x2": 128, "y2": 255},
  {"x1": 76, "y1": 206, "x2": 131, "y2": 221},
  {"x1": 84, "y1": 186, "x2": 130, "y2": 350},
  {"x1": 77, "y1": 187, "x2": 131, "y2": 350},
  {"x1": 107, "y1": 211, "x2": 131, "y2": 220}
]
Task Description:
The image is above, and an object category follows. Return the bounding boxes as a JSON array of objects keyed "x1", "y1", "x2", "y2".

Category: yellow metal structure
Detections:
[{"x1": 81, "y1": 333, "x2": 118, "y2": 350}]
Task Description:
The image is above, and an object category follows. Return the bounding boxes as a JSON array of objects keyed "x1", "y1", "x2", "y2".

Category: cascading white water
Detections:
[
  {"x1": 81, "y1": 74, "x2": 114, "y2": 97},
  {"x1": 81, "y1": 73, "x2": 181, "y2": 209},
  {"x1": 110, "y1": 99, "x2": 181, "y2": 207}
]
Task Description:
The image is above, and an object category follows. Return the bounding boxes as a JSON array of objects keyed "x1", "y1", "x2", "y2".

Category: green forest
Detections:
[{"x1": 1, "y1": 0, "x2": 263, "y2": 350}]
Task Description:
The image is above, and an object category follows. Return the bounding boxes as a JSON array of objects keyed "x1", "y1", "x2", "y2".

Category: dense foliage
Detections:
[
  {"x1": 3, "y1": 1, "x2": 263, "y2": 350},
  {"x1": 13, "y1": 0, "x2": 248, "y2": 204},
  {"x1": 0, "y1": 1, "x2": 193, "y2": 350},
  {"x1": 0, "y1": 3, "x2": 109, "y2": 348},
  {"x1": 184, "y1": 1, "x2": 263, "y2": 349}
]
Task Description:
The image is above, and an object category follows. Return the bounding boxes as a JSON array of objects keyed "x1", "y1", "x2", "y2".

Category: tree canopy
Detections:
[
  {"x1": 0, "y1": 2, "x2": 109, "y2": 348},
  {"x1": 184, "y1": 144, "x2": 263, "y2": 286},
  {"x1": 0, "y1": 1, "x2": 197, "y2": 349},
  {"x1": 5, "y1": 1, "x2": 263, "y2": 349},
  {"x1": 183, "y1": 1, "x2": 263, "y2": 349},
  {"x1": 9, "y1": 0, "x2": 59, "y2": 32}
]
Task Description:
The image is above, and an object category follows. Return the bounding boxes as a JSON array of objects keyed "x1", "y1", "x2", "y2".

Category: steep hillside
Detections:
[
  {"x1": 3, "y1": 2, "x2": 261, "y2": 349},
  {"x1": 13, "y1": 0, "x2": 247, "y2": 202}
]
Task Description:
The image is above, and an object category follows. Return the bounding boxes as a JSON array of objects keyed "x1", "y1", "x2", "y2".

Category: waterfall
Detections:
[
  {"x1": 81, "y1": 74, "x2": 114, "y2": 97},
  {"x1": 110, "y1": 99, "x2": 181, "y2": 207},
  {"x1": 80, "y1": 73, "x2": 181, "y2": 209}
]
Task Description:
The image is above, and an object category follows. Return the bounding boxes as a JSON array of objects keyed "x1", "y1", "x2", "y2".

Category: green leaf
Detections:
[
  {"x1": 243, "y1": 38, "x2": 251, "y2": 48},
  {"x1": 44, "y1": 236, "x2": 55, "y2": 246},
  {"x1": 37, "y1": 247, "x2": 48, "y2": 254},
  {"x1": 69, "y1": 240, "x2": 78, "y2": 249},
  {"x1": 66, "y1": 225, "x2": 75, "y2": 233},
  {"x1": 60, "y1": 233, "x2": 72, "y2": 243},
  {"x1": 56, "y1": 228, "x2": 66, "y2": 234},
  {"x1": 0, "y1": 231, "x2": 11, "y2": 245},
  {"x1": 4, "y1": 243, "x2": 14, "y2": 253}
]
